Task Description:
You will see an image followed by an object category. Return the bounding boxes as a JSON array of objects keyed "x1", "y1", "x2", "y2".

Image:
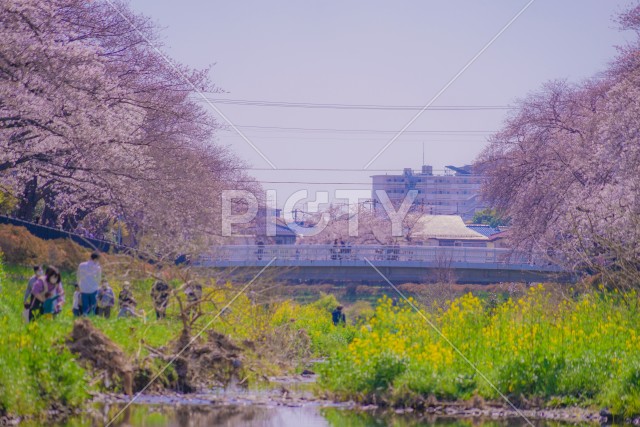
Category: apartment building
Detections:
[{"x1": 371, "y1": 165, "x2": 486, "y2": 220}]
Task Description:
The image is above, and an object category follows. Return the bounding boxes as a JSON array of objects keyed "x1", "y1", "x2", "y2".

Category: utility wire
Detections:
[
  {"x1": 223, "y1": 125, "x2": 495, "y2": 134},
  {"x1": 195, "y1": 97, "x2": 513, "y2": 111},
  {"x1": 219, "y1": 135, "x2": 488, "y2": 143},
  {"x1": 246, "y1": 168, "x2": 474, "y2": 172},
  {"x1": 236, "y1": 180, "x2": 478, "y2": 185}
]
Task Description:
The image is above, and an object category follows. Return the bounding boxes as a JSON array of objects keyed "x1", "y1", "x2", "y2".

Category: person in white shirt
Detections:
[{"x1": 77, "y1": 252, "x2": 102, "y2": 315}]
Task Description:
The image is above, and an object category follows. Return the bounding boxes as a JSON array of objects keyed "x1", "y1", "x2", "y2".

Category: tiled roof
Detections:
[{"x1": 466, "y1": 224, "x2": 502, "y2": 237}]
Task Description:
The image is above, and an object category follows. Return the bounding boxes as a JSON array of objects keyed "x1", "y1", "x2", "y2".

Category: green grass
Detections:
[
  {"x1": 318, "y1": 286, "x2": 640, "y2": 417},
  {"x1": 8, "y1": 249, "x2": 640, "y2": 421},
  {"x1": 0, "y1": 261, "x2": 87, "y2": 417},
  {"x1": 0, "y1": 259, "x2": 358, "y2": 420}
]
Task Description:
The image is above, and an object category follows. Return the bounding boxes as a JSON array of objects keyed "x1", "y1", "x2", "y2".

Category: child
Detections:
[
  {"x1": 23, "y1": 265, "x2": 43, "y2": 323},
  {"x1": 96, "y1": 280, "x2": 115, "y2": 318},
  {"x1": 72, "y1": 283, "x2": 82, "y2": 317}
]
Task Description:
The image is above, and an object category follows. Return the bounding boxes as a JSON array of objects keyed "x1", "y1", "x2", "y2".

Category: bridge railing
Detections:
[{"x1": 198, "y1": 244, "x2": 551, "y2": 268}]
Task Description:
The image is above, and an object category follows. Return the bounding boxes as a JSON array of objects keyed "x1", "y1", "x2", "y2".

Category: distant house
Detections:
[
  {"x1": 465, "y1": 224, "x2": 511, "y2": 249},
  {"x1": 225, "y1": 208, "x2": 297, "y2": 245},
  {"x1": 466, "y1": 224, "x2": 502, "y2": 237},
  {"x1": 410, "y1": 215, "x2": 489, "y2": 247},
  {"x1": 487, "y1": 230, "x2": 510, "y2": 249},
  {"x1": 255, "y1": 215, "x2": 297, "y2": 245},
  {"x1": 270, "y1": 217, "x2": 297, "y2": 245}
]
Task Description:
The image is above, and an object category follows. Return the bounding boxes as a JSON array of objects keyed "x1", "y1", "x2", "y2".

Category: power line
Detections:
[
  {"x1": 224, "y1": 124, "x2": 495, "y2": 135},
  {"x1": 219, "y1": 134, "x2": 488, "y2": 142},
  {"x1": 251, "y1": 182, "x2": 372, "y2": 185},
  {"x1": 238, "y1": 180, "x2": 478, "y2": 185},
  {"x1": 246, "y1": 168, "x2": 467, "y2": 172},
  {"x1": 196, "y1": 97, "x2": 513, "y2": 111}
]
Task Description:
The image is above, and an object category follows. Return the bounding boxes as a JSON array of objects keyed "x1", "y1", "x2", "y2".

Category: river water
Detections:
[
  {"x1": 28, "y1": 403, "x2": 571, "y2": 427},
  {"x1": 19, "y1": 380, "x2": 591, "y2": 426}
]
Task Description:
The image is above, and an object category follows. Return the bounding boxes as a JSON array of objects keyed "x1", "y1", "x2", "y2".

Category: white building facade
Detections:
[{"x1": 371, "y1": 165, "x2": 486, "y2": 220}]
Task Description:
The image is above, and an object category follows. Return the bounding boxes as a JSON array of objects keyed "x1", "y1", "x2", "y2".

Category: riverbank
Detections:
[
  {"x1": 32, "y1": 383, "x2": 613, "y2": 426},
  {"x1": 0, "y1": 260, "x2": 356, "y2": 422},
  {"x1": 317, "y1": 287, "x2": 640, "y2": 419},
  {"x1": 3, "y1": 254, "x2": 640, "y2": 423}
]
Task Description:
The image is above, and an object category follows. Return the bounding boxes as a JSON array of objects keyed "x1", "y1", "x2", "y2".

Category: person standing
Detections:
[
  {"x1": 77, "y1": 252, "x2": 102, "y2": 315},
  {"x1": 72, "y1": 284, "x2": 83, "y2": 317},
  {"x1": 96, "y1": 280, "x2": 115, "y2": 318},
  {"x1": 150, "y1": 280, "x2": 170, "y2": 319},
  {"x1": 184, "y1": 282, "x2": 203, "y2": 319},
  {"x1": 23, "y1": 265, "x2": 43, "y2": 320},
  {"x1": 332, "y1": 305, "x2": 346, "y2": 326},
  {"x1": 118, "y1": 282, "x2": 138, "y2": 318},
  {"x1": 331, "y1": 239, "x2": 339, "y2": 260},
  {"x1": 256, "y1": 240, "x2": 264, "y2": 261}
]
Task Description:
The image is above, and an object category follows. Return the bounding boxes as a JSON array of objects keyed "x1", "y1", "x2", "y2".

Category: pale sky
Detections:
[{"x1": 128, "y1": 0, "x2": 635, "y2": 208}]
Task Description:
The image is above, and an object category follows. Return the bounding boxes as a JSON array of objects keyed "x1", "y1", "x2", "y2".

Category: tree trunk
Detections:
[{"x1": 16, "y1": 176, "x2": 38, "y2": 221}]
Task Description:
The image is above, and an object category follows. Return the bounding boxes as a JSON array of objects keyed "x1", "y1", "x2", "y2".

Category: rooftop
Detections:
[
  {"x1": 466, "y1": 224, "x2": 502, "y2": 237},
  {"x1": 411, "y1": 215, "x2": 488, "y2": 241}
]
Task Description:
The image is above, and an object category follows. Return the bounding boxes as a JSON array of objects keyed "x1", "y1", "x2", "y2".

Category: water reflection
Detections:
[
  {"x1": 320, "y1": 408, "x2": 571, "y2": 427},
  {"x1": 26, "y1": 404, "x2": 586, "y2": 427}
]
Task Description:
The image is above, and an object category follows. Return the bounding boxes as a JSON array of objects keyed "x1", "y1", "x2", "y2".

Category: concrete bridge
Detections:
[{"x1": 196, "y1": 245, "x2": 572, "y2": 284}]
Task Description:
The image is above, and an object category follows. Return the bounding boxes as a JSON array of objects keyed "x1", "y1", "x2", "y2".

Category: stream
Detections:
[{"x1": 18, "y1": 378, "x2": 598, "y2": 426}]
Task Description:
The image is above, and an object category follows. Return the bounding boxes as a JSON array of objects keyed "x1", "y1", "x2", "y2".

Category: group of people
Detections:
[
  {"x1": 22, "y1": 251, "x2": 204, "y2": 322},
  {"x1": 73, "y1": 252, "x2": 137, "y2": 318},
  {"x1": 23, "y1": 265, "x2": 65, "y2": 321},
  {"x1": 23, "y1": 252, "x2": 139, "y2": 322},
  {"x1": 331, "y1": 239, "x2": 352, "y2": 260}
]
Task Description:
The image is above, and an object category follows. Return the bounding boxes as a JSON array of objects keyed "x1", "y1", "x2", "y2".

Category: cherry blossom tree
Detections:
[
  {"x1": 476, "y1": 5, "x2": 640, "y2": 287},
  {"x1": 299, "y1": 205, "x2": 423, "y2": 245},
  {"x1": 0, "y1": 0, "x2": 258, "y2": 257}
]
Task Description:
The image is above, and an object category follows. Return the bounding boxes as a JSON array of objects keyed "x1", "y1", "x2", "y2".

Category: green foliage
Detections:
[
  {"x1": 319, "y1": 287, "x2": 640, "y2": 416},
  {"x1": 345, "y1": 300, "x2": 375, "y2": 326},
  {"x1": 0, "y1": 187, "x2": 18, "y2": 215},
  {"x1": 311, "y1": 293, "x2": 341, "y2": 313},
  {"x1": 0, "y1": 267, "x2": 87, "y2": 417},
  {"x1": 0, "y1": 263, "x2": 357, "y2": 419},
  {"x1": 471, "y1": 209, "x2": 510, "y2": 228},
  {"x1": 9, "y1": 235, "x2": 640, "y2": 421},
  {"x1": 0, "y1": 252, "x2": 5, "y2": 289},
  {"x1": 247, "y1": 295, "x2": 356, "y2": 358}
]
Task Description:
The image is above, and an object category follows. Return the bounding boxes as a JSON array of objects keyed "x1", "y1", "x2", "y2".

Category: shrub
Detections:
[
  {"x1": 311, "y1": 293, "x2": 341, "y2": 313},
  {"x1": 345, "y1": 300, "x2": 374, "y2": 325},
  {"x1": 0, "y1": 225, "x2": 49, "y2": 266},
  {"x1": 0, "y1": 224, "x2": 89, "y2": 270}
]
